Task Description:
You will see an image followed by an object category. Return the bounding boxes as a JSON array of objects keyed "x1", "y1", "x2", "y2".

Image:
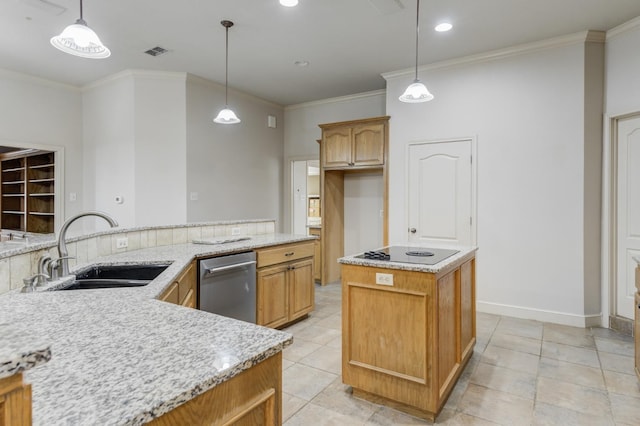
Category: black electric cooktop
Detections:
[{"x1": 356, "y1": 246, "x2": 459, "y2": 265}]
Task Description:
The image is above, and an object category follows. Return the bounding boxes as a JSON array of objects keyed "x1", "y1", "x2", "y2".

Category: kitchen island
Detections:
[
  {"x1": 0, "y1": 233, "x2": 314, "y2": 425},
  {"x1": 338, "y1": 246, "x2": 477, "y2": 421}
]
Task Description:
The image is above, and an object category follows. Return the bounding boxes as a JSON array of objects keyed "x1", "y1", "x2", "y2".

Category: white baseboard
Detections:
[{"x1": 477, "y1": 301, "x2": 603, "y2": 328}]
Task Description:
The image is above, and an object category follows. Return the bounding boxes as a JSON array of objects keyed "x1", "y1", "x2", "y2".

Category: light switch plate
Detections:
[{"x1": 376, "y1": 272, "x2": 393, "y2": 286}]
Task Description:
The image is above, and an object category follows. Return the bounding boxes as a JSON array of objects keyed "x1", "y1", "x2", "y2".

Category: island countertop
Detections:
[
  {"x1": 338, "y1": 245, "x2": 478, "y2": 275},
  {"x1": 0, "y1": 233, "x2": 313, "y2": 425}
]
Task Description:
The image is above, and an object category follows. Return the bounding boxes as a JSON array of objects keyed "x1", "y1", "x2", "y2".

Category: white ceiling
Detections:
[{"x1": 2, "y1": 0, "x2": 640, "y2": 106}]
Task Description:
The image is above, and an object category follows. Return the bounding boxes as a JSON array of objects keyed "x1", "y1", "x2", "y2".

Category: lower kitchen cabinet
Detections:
[
  {"x1": 159, "y1": 261, "x2": 197, "y2": 308},
  {"x1": 0, "y1": 373, "x2": 32, "y2": 425},
  {"x1": 149, "y1": 353, "x2": 282, "y2": 425},
  {"x1": 256, "y1": 242, "x2": 314, "y2": 329}
]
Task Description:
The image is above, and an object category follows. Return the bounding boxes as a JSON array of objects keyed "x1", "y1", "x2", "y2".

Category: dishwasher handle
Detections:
[{"x1": 204, "y1": 260, "x2": 256, "y2": 276}]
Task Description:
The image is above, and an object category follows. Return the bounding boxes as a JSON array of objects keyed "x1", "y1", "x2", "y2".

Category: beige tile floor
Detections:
[{"x1": 281, "y1": 282, "x2": 640, "y2": 425}]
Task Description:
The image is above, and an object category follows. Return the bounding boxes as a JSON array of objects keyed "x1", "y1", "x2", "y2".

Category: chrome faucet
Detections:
[{"x1": 56, "y1": 211, "x2": 118, "y2": 278}]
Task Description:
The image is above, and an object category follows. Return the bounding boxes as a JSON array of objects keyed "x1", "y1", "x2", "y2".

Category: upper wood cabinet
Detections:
[{"x1": 320, "y1": 117, "x2": 388, "y2": 169}]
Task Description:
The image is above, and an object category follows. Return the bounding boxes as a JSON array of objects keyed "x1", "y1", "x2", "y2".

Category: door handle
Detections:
[{"x1": 409, "y1": 228, "x2": 417, "y2": 234}]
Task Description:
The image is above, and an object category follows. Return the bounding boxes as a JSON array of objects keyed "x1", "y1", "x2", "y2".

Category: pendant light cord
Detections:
[
  {"x1": 414, "y1": 0, "x2": 420, "y2": 81},
  {"x1": 224, "y1": 25, "x2": 229, "y2": 106},
  {"x1": 79, "y1": 0, "x2": 83, "y2": 20}
]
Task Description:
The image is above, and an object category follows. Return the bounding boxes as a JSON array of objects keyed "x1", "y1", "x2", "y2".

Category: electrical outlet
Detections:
[
  {"x1": 231, "y1": 227, "x2": 241, "y2": 236},
  {"x1": 375, "y1": 272, "x2": 394, "y2": 286},
  {"x1": 116, "y1": 237, "x2": 128, "y2": 249}
]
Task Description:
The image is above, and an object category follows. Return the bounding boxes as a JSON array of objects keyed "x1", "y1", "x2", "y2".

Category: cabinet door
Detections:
[
  {"x1": 288, "y1": 259, "x2": 314, "y2": 320},
  {"x1": 257, "y1": 265, "x2": 289, "y2": 328},
  {"x1": 323, "y1": 127, "x2": 352, "y2": 168},
  {"x1": 352, "y1": 123, "x2": 385, "y2": 166}
]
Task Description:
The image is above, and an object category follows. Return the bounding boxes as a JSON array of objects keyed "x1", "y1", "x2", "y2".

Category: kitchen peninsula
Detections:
[
  {"x1": 338, "y1": 246, "x2": 477, "y2": 421},
  {"x1": 0, "y1": 224, "x2": 315, "y2": 425}
]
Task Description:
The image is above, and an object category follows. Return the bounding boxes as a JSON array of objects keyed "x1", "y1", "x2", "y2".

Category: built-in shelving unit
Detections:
[{"x1": 1, "y1": 150, "x2": 55, "y2": 233}]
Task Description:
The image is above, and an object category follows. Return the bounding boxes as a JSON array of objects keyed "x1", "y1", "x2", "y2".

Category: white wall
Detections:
[
  {"x1": 385, "y1": 32, "x2": 604, "y2": 327},
  {"x1": 283, "y1": 91, "x2": 386, "y2": 233},
  {"x1": 83, "y1": 73, "x2": 136, "y2": 228},
  {"x1": 344, "y1": 172, "x2": 383, "y2": 255},
  {"x1": 604, "y1": 17, "x2": 640, "y2": 115},
  {"x1": 133, "y1": 73, "x2": 188, "y2": 226},
  {"x1": 0, "y1": 69, "x2": 83, "y2": 226},
  {"x1": 185, "y1": 75, "x2": 284, "y2": 228}
]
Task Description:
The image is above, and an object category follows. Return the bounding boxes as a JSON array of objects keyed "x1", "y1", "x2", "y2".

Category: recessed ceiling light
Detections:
[
  {"x1": 280, "y1": 0, "x2": 298, "y2": 6},
  {"x1": 435, "y1": 22, "x2": 453, "y2": 32},
  {"x1": 294, "y1": 60, "x2": 309, "y2": 67}
]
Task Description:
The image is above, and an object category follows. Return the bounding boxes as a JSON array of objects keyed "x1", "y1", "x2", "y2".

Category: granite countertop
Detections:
[
  {"x1": 0, "y1": 233, "x2": 313, "y2": 425},
  {"x1": 0, "y1": 324, "x2": 51, "y2": 380},
  {"x1": 338, "y1": 245, "x2": 478, "y2": 274}
]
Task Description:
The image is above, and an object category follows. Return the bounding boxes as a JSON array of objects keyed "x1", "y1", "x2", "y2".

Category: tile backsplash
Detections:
[{"x1": 0, "y1": 220, "x2": 276, "y2": 295}]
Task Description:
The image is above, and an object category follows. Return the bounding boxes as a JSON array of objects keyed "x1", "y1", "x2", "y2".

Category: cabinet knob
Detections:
[
  {"x1": 285, "y1": 252, "x2": 294, "y2": 257},
  {"x1": 409, "y1": 228, "x2": 417, "y2": 234}
]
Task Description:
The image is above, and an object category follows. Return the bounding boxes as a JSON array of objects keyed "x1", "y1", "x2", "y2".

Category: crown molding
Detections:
[
  {"x1": 606, "y1": 15, "x2": 640, "y2": 40},
  {"x1": 382, "y1": 30, "x2": 604, "y2": 80},
  {"x1": 0, "y1": 68, "x2": 80, "y2": 92},
  {"x1": 82, "y1": 70, "x2": 187, "y2": 91},
  {"x1": 285, "y1": 89, "x2": 386, "y2": 111}
]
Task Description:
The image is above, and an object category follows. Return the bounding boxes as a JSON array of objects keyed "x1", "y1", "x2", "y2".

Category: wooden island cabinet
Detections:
[{"x1": 341, "y1": 252, "x2": 476, "y2": 421}]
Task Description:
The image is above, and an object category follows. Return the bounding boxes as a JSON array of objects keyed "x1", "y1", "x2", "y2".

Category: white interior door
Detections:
[
  {"x1": 616, "y1": 115, "x2": 640, "y2": 319},
  {"x1": 408, "y1": 139, "x2": 473, "y2": 246}
]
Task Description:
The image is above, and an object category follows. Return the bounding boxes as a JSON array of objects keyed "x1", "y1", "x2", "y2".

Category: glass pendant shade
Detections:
[
  {"x1": 50, "y1": 19, "x2": 110, "y2": 58},
  {"x1": 399, "y1": 79, "x2": 434, "y2": 103},
  {"x1": 50, "y1": 0, "x2": 110, "y2": 59},
  {"x1": 214, "y1": 107, "x2": 241, "y2": 124}
]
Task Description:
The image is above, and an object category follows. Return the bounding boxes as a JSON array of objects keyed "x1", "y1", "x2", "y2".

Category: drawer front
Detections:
[{"x1": 256, "y1": 242, "x2": 314, "y2": 268}]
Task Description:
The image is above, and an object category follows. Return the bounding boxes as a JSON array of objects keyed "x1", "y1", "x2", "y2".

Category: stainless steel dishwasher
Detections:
[{"x1": 199, "y1": 251, "x2": 257, "y2": 323}]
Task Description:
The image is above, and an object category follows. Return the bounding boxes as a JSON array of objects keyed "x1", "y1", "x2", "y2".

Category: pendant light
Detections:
[
  {"x1": 399, "y1": 0, "x2": 433, "y2": 103},
  {"x1": 214, "y1": 20, "x2": 241, "y2": 124},
  {"x1": 50, "y1": 0, "x2": 110, "y2": 59}
]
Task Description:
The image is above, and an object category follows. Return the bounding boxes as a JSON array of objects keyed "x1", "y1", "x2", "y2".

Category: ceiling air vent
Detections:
[{"x1": 144, "y1": 46, "x2": 169, "y2": 57}]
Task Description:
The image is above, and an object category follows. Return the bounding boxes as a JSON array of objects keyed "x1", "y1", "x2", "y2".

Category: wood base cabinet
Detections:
[
  {"x1": 341, "y1": 256, "x2": 476, "y2": 421},
  {"x1": 0, "y1": 373, "x2": 32, "y2": 425},
  {"x1": 159, "y1": 261, "x2": 197, "y2": 308},
  {"x1": 150, "y1": 353, "x2": 282, "y2": 426},
  {"x1": 256, "y1": 242, "x2": 315, "y2": 329}
]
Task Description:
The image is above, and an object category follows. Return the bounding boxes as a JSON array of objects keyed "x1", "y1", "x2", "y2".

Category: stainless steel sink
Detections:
[{"x1": 61, "y1": 263, "x2": 170, "y2": 290}]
